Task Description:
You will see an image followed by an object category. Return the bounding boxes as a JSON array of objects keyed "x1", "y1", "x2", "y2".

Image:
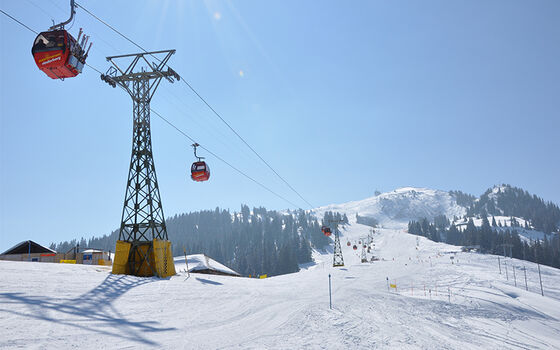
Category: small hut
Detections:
[{"x1": 81, "y1": 249, "x2": 112, "y2": 265}]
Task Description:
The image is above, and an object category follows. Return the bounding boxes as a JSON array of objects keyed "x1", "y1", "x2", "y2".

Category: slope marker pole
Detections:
[
  {"x1": 538, "y1": 264, "x2": 544, "y2": 296},
  {"x1": 328, "y1": 274, "x2": 332, "y2": 309},
  {"x1": 523, "y1": 265, "x2": 528, "y2": 291},
  {"x1": 183, "y1": 246, "x2": 190, "y2": 278},
  {"x1": 498, "y1": 257, "x2": 501, "y2": 274}
]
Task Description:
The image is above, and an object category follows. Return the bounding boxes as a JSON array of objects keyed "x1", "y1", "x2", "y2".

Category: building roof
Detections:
[
  {"x1": 1, "y1": 240, "x2": 56, "y2": 255},
  {"x1": 82, "y1": 249, "x2": 104, "y2": 253}
]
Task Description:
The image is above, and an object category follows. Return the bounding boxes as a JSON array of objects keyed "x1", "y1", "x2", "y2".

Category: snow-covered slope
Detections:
[
  {"x1": 1, "y1": 223, "x2": 559, "y2": 349},
  {"x1": 312, "y1": 187, "x2": 466, "y2": 228}
]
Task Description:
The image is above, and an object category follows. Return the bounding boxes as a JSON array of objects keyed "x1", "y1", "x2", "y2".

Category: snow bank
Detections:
[{"x1": 174, "y1": 254, "x2": 240, "y2": 276}]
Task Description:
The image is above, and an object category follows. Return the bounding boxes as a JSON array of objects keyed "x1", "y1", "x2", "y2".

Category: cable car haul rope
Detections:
[{"x1": 1, "y1": 2, "x2": 317, "y2": 210}]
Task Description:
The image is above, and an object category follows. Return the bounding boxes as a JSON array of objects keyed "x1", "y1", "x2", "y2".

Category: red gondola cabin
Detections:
[
  {"x1": 31, "y1": 30, "x2": 85, "y2": 79},
  {"x1": 321, "y1": 226, "x2": 332, "y2": 237},
  {"x1": 191, "y1": 161, "x2": 210, "y2": 182}
]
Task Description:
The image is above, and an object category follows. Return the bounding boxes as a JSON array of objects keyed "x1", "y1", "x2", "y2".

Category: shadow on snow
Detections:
[
  {"x1": 0, "y1": 274, "x2": 176, "y2": 346},
  {"x1": 195, "y1": 277, "x2": 223, "y2": 286}
]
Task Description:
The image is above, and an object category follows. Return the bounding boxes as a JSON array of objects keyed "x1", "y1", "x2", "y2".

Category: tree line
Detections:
[
  {"x1": 408, "y1": 216, "x2": 560, "y2": 269},
  {"x1": 50, "y1": 206, "x2": 340, "y2": 277},
  {"x1": 466, "y1": 185, "x2": 560, "y2": 233}
]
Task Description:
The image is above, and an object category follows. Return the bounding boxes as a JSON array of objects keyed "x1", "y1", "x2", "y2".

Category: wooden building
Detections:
[
  {"x1": 0, "y1": 240, "x2": 57, "y2": 262},
  {"x1": 0, "y1": 240, "x2": 111, "y2": 265}
]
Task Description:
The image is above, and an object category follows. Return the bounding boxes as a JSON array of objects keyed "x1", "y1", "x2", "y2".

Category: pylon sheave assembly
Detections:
[{"x1": 102, "y1": 50, "x2": 181, "y2": 277}]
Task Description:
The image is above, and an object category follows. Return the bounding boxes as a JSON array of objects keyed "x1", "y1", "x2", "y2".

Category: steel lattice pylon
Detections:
[
  {"x1": 327, "y1": 219, "x2": 345, "y2": 267},
  {"x1": 333, "y1": 230, "x2": 345, "y2": 267},
  {"x1": 102, "y1": 50, "x2": 180, "y2": 276},
  {"x1": 361, "y1": 245, "x2": 368, "y2": 263}
]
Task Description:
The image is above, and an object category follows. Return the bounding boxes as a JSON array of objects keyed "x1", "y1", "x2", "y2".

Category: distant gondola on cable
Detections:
[
  {"x1": 321, "y1": 226, "x2": 332, "y2": 237},
  {"x1": 190, "y1": 143, "x2": 210, "y2": 182},
  {"x1": 31, "y1": 0, "x2": 91, "y2": 80}
]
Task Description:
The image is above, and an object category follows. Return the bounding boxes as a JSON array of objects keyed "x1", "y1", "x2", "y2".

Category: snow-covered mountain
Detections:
[
  {"x1": 467, "y1": 184, "x2": 560, "y2": 234},
  {"x1": 312, "y1": 187, "x2": 467, "y2": 228},
  {"x1": 311, "y1": 185, "x2": 559, "y2": 242}
]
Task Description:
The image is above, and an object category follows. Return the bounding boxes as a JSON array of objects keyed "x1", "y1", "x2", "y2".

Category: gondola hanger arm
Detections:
[{"x1": 49, "y1": 0, "x2": 76, "y2": 30}]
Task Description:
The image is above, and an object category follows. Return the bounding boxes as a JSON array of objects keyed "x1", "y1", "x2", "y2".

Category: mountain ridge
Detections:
[
  {"x1": 311, "y1": 185, "x2": 560, "y2": 234},
  {"x1": 312, "y1": 187, "x2": 466, "y2": 229}
]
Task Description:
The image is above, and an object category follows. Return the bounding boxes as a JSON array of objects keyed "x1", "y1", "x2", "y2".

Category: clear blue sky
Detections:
[{"x1": 1, "y1": 0, "x2": 559, "y2": 252}]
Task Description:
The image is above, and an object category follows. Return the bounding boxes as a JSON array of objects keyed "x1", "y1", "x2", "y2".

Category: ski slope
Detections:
[
  {"x1": 1, "y1": 223, "x2": 560, "y2": 349},
  {"x1": 312, "y1": 187, "x2": 466, "y2": 229}
]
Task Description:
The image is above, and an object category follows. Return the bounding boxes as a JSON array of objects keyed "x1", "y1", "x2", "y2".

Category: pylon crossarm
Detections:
[
  {"x1": 106, "y1": 50, "x2": 175, "y2": 78},
  {"x1": 103, "y1": 49, "x2": 178, "y2": 101},
  {"x1": 106, "y1": 58, "x2": 127, "y2": 76},
  {"x1": 106, "y1": 49, "x2": 176, "y2": 61},
  {"x1": 121, "y1": 55, "x2": 141, "y2": 76},
  {"x1": 109, "y1": 71, "x2": 164, "y2": 82},
  {"x1": 140, "y1": 54, "x2": 163, "y2": 74}
]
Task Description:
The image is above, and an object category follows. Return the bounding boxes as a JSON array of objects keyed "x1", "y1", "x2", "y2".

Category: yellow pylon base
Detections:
[{"x1": 112, "y1": 239, "x2": 176, "y2": 278}]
